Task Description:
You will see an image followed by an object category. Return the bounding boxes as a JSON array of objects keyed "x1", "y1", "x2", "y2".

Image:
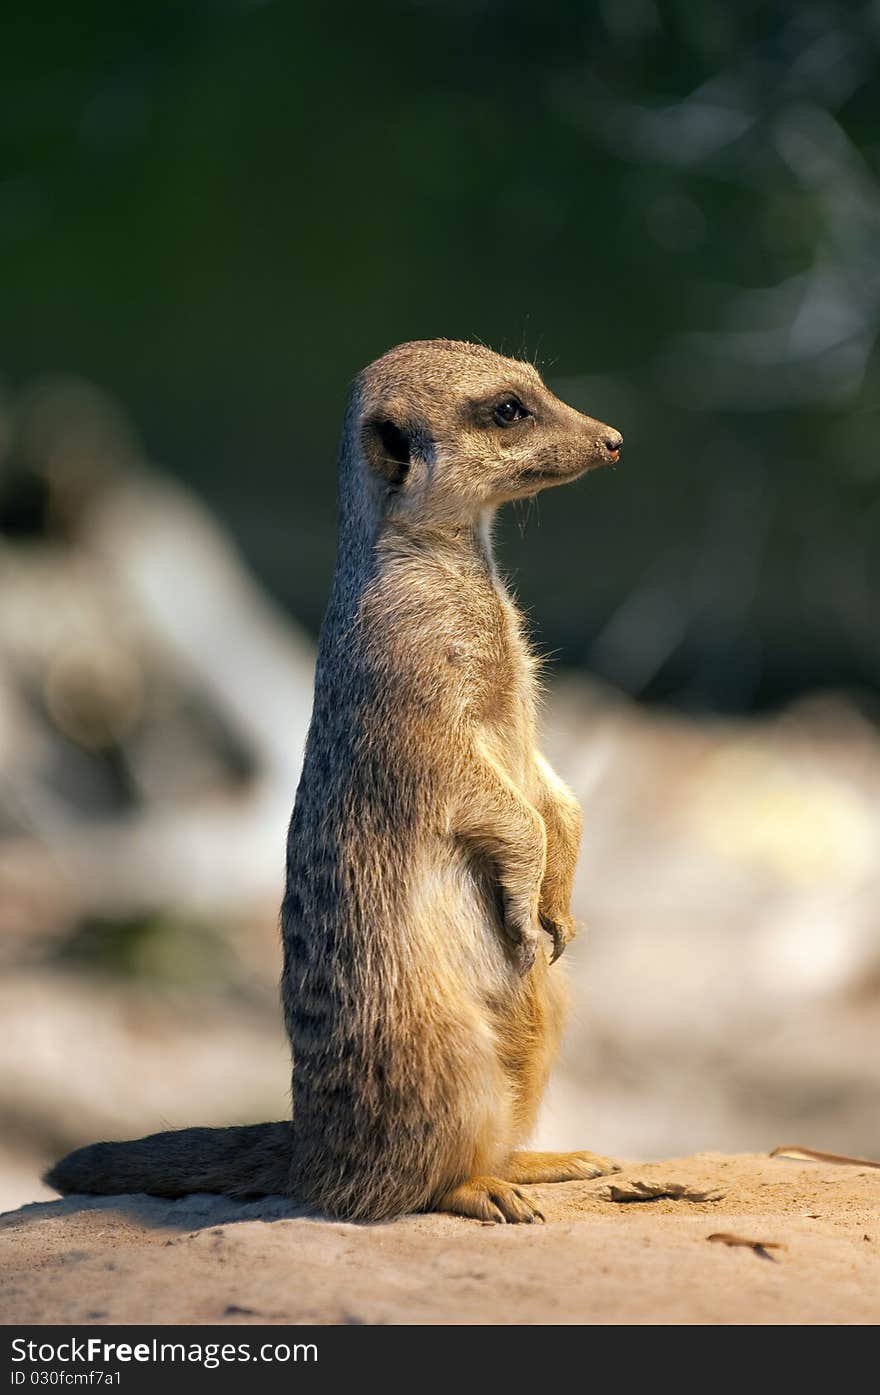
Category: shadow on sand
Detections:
[{"x1": 0, "y1": 1191, "x2": 319, "y2": 1235}]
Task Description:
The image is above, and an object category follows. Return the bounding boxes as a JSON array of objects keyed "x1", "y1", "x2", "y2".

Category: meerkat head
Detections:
[{"x1": 353, "y1": 339, "x2": 622, "y2": 529}]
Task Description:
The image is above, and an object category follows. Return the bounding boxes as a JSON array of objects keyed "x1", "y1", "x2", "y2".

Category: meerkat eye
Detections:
[{"x1": 493, "y1": 397, "x2": 530, "y2": 426}]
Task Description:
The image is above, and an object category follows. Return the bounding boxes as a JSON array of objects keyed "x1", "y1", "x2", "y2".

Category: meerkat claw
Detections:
[
  {"x1": 541, "y1": 914, "x2": 575, "y2": 964},
  {"x1": 548, "y1": 925, "x2": 567, "y2": 963}
]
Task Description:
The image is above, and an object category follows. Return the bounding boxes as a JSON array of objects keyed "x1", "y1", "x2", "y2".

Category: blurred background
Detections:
[{"x1": 2, "y1": 0, "x2": 880, "y2": 1211}]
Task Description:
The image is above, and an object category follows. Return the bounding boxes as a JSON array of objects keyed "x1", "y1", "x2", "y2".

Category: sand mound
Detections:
[{"x1": 2, "y1": 1153, "x2": 877, "y2": 1326}]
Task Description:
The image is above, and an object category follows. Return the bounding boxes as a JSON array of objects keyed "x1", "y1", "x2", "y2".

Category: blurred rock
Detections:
[
  {"x1": 539, "y1": 680, "x2": 880, "y2": 1159},
  {"x1": 0, "y1": 966, "x2": 289, "y2": 1211},
  {"x1": 0, "y1": 376, "x2": 315, "y2": 950}
]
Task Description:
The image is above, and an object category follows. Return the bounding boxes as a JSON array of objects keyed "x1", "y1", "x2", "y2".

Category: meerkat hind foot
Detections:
[
  {"x1": 437, "y1": 1176, "x2": 544, "y2": 1224},
  {"x1": 505, "y1": 1150, "x2": 621, "y2": 1184}
]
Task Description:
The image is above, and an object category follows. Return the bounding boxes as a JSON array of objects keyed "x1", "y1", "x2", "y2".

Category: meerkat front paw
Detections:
[
  {"x1": 539, "y1": 910, "x2": 578, "y2": 963},
  {"x1": 502, "y1": 895, "x2": 541, "y2": 975}
]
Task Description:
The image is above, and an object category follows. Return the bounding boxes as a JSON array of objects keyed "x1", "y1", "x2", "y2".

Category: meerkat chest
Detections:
[
  {"x1": 383, "y1": 549, "x2": 538, "y2": 785},
  {"x1": 468, "y1": 582, "x2": 538, "y2": 784}
]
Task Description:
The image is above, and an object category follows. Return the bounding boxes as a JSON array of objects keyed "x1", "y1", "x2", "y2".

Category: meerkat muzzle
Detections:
[{"x1": 602, "y1": 428, "x2": 623, "y2": 463}]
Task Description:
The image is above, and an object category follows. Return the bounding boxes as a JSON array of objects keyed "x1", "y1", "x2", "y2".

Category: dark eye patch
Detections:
[
  {"x1": 466, "y1": 393, "x2": 535, "y2": 429},
  {"x1": 493, "y1": 397, "x2": 531, "y2": 426}
]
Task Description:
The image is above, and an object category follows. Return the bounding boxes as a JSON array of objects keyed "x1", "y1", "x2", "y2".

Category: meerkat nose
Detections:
[{"x1": 603, "y1": 429, "x2": 623, "y2": 460}]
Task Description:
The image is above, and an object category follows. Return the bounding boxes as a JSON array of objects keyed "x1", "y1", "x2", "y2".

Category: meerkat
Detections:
[{"x1": 47, "y1": 339, "x2": 623, "y2": 1223}]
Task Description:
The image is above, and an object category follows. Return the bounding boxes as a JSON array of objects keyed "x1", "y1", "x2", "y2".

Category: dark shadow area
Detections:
[{"x1": 0, "y1": 1191, "x2": 318, "y2": 1235}]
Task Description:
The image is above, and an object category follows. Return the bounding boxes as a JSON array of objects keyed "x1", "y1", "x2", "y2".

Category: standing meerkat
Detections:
[{"x1": 48, "y1": 339, "x2": 623, "y2": 1223}]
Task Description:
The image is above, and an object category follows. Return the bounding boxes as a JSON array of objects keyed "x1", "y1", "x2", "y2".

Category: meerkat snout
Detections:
[
  {"x1": 601, "y1": 427, "x2": 623, "y2": 462},
  {"x1": 570, "y1": 416, "x2": 623, "y2": 470}
]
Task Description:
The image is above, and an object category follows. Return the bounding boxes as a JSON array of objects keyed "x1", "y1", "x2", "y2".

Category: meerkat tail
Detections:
[{"x1": 44, "y1": 1121, "x2": 292, "y2": 1200}]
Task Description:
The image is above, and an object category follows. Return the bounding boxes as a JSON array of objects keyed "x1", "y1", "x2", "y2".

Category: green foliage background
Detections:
[{"x1": 4, "y1": 1, "x2": 879, "y2": 710}]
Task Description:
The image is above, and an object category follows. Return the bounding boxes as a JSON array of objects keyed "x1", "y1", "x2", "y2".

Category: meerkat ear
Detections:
[{"x1": 361, "y1": 414, "x2": 419, "y2": 487}]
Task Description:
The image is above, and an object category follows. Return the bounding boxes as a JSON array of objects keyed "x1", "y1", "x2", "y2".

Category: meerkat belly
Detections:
[
  {"x1": 403, "y1": 837, "x2": 565, "y2": 1156},
  {"x1": 409, "y1": 838, "x2": 513, "y2": 990},
  {"x1": 406, "y1": 832, "x2": 559, "y2": 1057}
]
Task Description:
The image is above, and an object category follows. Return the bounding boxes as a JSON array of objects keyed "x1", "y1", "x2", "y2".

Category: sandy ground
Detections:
[{"x1": 1, "y1": 1153, "x2": 877, "y2": 1326}]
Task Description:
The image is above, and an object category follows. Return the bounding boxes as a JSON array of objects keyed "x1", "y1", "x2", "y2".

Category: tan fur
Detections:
[{"x1": 47, "y1": 339, "x2": 622, "y2": 1223}]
